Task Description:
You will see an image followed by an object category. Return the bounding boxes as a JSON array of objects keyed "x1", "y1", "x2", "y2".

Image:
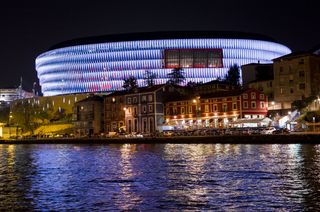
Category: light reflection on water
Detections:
[{"x1": 0, "y1": 143, "x2": 320, "y2": 210}]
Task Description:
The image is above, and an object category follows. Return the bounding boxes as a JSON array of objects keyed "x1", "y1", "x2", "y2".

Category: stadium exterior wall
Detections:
[{"x1": 36, "y1": 38, "x2": 291, "y2": 96}]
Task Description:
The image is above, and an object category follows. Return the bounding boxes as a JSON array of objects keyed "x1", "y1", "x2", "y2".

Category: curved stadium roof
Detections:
[{"x1": 49, "y1": 31, "x2": 278, "y2": 50}]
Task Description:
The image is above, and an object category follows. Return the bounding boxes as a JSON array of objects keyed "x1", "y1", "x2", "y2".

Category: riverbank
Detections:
[{"x1": 1, "y1": 134, "x2": 320, "y2": 144}]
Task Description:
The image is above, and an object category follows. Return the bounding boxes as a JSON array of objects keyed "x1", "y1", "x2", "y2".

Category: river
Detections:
[{"x1": 0, "y1": 144, "x2": 319, "y2": 210}]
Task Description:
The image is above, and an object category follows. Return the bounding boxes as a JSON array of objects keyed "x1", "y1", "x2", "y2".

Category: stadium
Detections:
[{"x1": 35, "y1": 31, "x2": 291, "y2": 96}]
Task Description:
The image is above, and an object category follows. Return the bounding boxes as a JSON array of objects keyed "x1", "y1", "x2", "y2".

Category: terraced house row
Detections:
[{"x1": 74, "y1": 81, "x2": 268, "y2": 136}]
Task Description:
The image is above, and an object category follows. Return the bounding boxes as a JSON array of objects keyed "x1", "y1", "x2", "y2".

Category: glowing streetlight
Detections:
[{"x1": 313, "y1": 116, "x2": 316, "y2": 132}]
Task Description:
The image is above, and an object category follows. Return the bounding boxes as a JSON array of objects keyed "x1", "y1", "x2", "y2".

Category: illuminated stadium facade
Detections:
[{"x1": 36, "y1": 31, "x2": 291, "y2": 96}]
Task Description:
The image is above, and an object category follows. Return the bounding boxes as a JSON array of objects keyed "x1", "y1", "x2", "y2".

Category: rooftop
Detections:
[{"x1": 49, "y1": 31, "x2": 277, "y2": 50}]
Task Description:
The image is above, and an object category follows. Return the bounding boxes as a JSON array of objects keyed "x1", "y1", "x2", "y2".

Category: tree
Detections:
[
  {"x1": 292, "y1": 96, "x2": 317, "y2": 112},
  {"x1": 143, "y1": 70, "x2": 157, "y2": 87},
  {"x1": 225, "y1": 64, "x2": 240, "y2": 86},
  {"x1": 123, "y1": 76, "x2": 138, "y2": 91},
  {"x1": 0, "y1": 107, "x2": 10, "y2": 124},
  {"x1": 167, "y1": 67, "x2": 185, "y2": 85},
  {"x1": 11, "y1": 101, "x2": 38, "y2": 135}
]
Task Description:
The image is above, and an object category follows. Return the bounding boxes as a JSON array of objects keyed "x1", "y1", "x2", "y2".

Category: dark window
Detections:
[
  {"x1": 299, "y1": 59, "x2": 304, "y2": 65},
  {"x1": 299, "y1": 71, "x2": 305, "y2": 78},
  {"x1": 299, "y1": 83, "x2": 305, "y2": 90},
  {"x1": 279, "y1": 67, "x2": 283, "y2": 73}
]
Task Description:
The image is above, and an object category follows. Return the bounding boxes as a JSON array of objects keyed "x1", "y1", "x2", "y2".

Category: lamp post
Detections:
[
  {"x1": 313, "y1": 116, "x2": 316, "y2": 132},
  {"x1": 193, "y1": 97, "x2": 201, "y2": 129},
  {"x1": 8, "y1": 112, "x2": 13, "y2": 139}
]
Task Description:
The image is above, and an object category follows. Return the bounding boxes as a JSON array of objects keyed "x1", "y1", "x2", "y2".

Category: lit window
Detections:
[
  {"x1": 205, "y1": 105, "x2": 209, "y2": 112},
  {"x1": 181, "y1": 107, "x2": 185, "y2": 114},
  {"x1": 173, "y1": 107, "x2": 177, "y2": 114},
  {"x1": 188, "y1": 106, "x2": 192, "y2": 114},
  {"x1": 223, "y1": 104, "x2": 227, "y2": 112}
]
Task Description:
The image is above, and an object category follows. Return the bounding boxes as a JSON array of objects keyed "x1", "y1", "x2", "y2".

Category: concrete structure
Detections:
[
  {"x1": 241, "y1": 63, "x2": 273, "y2": 85},
  {"x1": 273, "y1": 52, "x2": 320, "y2": 110},
  {"x1": 74, "y1": 95, "x2": 104, "y2": 137},
  {"x1": 35, "y1": 31, "x2": 291, "y2": 96}
]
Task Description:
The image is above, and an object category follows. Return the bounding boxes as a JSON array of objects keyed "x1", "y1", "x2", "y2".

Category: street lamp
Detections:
[
  {"x1": 193, "y1": 97, "x2": 201, "y2": 129},
  {"x1": 9, "y1": 112, "x2": 13, "y2": 139},
  {"x1": 313, "y1": 116, "x2": 316, "y2": 132},
  {"x1": 271, "y1": 101, "x2": 275, "y2": 110}
]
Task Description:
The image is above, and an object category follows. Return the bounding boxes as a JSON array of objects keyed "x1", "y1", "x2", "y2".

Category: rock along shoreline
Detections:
[{"x1": 1, "y1": 134, "x2": 320, "y2": 144}]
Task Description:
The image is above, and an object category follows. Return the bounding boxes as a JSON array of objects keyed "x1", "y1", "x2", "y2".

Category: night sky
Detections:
[{"x1": 0, "y1": 0, "x2": 319, "y2": 92}]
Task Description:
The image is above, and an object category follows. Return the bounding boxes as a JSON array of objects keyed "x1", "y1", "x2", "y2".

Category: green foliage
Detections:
[
  {"x1": 292, "y1": 96, "x2": 316, "y2": 112},
  {"x1": 167, "y1": 68, "x2": 185, "y2": 85},
  {"x1": 51, "y1": 108, "x2": 67, "y2": 122},
  {"x1": 123, "y1": 76, "x2": 138, "y2": 91},
  {"x1": 143, "y1": 70, "x2": 157, "y2": 87},
  {"x1": 225, "y1": 64, "x2": 240, "y2": 86},
  {"x1": 304, "y1": 111, "x2": 320, "y2": 122},
  {"x1": 0, "y1": 107, "x2": 10, "y2": 123},
  {"x1": 10, "y1": 101, "x2": 38, "y2": 134}
]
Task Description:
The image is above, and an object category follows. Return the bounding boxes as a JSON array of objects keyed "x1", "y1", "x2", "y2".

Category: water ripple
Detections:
[{"x1": 0, "y1": 144, "x2": 320, "y2": 210}]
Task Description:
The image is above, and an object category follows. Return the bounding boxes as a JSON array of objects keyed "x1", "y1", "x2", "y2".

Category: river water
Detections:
[{"x1": 0, "y1": 144, "x2": 320, "y2": 211}]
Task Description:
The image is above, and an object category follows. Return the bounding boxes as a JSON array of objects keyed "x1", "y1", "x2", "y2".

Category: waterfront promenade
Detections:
[{"x1": 1, "y1": 134, "x2": 320, "y2": 144}]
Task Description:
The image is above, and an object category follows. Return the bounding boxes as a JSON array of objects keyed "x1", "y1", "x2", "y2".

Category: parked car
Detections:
[
  {"x1": 261, "y1": 127, "x2": 276, "y2": 134},
  {"x1": 272, "y1": 128, "x2": 290, "y2": 134}
]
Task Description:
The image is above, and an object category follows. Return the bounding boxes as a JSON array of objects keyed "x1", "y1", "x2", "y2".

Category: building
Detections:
[
  {"x1": 74, "y1": 95, "x2": 104, "y2": 137},
  {"x1": 247, "y1": 79, "x2": 274, "y2": 108},
  {"x1": 192, "y1": 80, "x2": 237, "y2": 95},
  {"x1": 35, "y1": 31, "x2": 291, "y2": 96},
  {"x1": 164, "y1": 88, "x2": 268, "y2": 129},
  {"x1": 273, "y1": 52, "x2": 320, "y2": 110},
  {"x1": 104, "y1": 91, "x2": 127, "y2": 132},
  {"x1": 0, "y1": 87, "x2": 34, "y2": 109},
  {"x1": 124, "y1": 84, "x2": 181, "y2": 133},
  {"x1": 241, "y1": 63, "x2": 273, "y2": 85}
]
